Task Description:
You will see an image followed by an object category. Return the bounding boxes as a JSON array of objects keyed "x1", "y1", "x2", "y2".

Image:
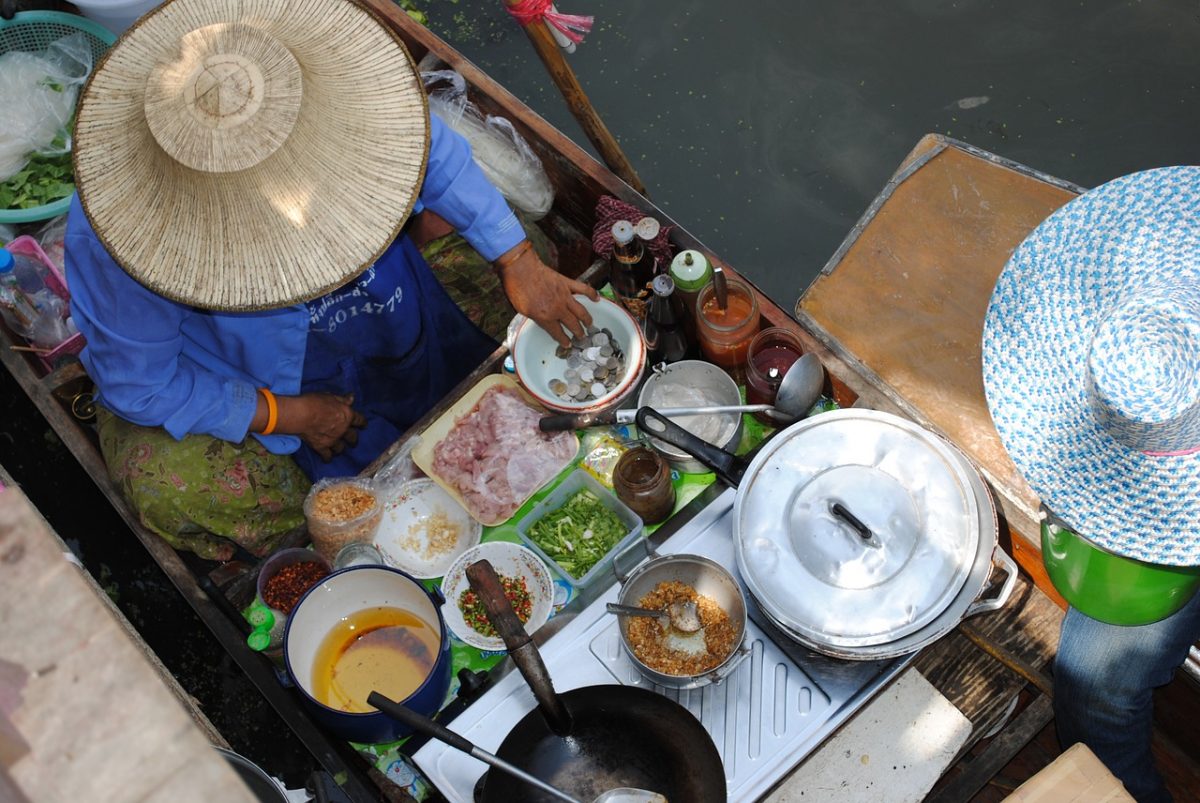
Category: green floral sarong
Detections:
[{"x1": 97, "y1": 408, "x2": 310, "y2": 561}]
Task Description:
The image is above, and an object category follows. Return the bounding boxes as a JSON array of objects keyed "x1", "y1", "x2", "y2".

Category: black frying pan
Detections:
[{"x1": 465, "y1": 560, "x2": 727, "y2": 803}]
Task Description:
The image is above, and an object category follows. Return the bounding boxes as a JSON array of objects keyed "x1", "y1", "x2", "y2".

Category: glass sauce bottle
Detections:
[
  {"x1": 613, "y1": 447, "x2": 675, "y2": 525},
  {"x1": 642, "y1": 274, "x2": 692, "y2": 365}
]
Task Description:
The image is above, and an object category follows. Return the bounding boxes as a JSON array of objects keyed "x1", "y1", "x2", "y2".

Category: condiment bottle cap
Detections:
[
  {"x1": 611, "y1": 220, "x2": 635, "y2": 245},
  {"x1": 651, "y1": 274, "x2": 676, "y2": 297},
  {"x1": 246, "y1": 602, "x2": 275, "y2": 630},
  {"x1": 0, "y1": 250, "x2": 13, "y2": 272},
  {"x1": 246, "y1": 628, "x2": 272, "y2": 652},
  {"x1": 634, "y1": 216, "x2": 661, "y2": 241},
  {"x1": 669, "y1": 250, "x2": 712, "y2": 290}
]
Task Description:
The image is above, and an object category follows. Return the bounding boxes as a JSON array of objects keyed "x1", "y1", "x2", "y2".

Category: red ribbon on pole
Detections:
[{"x1": 505, "y1": 0, "x2": 595, "y2": 45}]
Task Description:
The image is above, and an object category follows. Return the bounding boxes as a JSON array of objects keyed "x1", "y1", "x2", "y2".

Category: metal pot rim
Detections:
[
  {"x1": 616, "y1": 553, "x2": 749, "y2": 688},
  {"x1": 733, "y1": 409, "x2": 984, "y2": 647},
  {"x1": 755, "y1": 438, "x2": 1008, "y2": 660}
]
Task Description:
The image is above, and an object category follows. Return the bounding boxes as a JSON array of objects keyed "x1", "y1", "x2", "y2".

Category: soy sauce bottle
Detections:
[{"x1": 642, "y1": 274, "x2": 692, "y2": 365}]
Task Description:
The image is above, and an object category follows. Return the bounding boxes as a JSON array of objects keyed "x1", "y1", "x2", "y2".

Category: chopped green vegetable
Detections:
[
  {"x1": 0, "y1": 150, "x2": 74, "y2": 211},
  {"x1": 527, "y1": 489, "x2": 629, "y2": 579}
]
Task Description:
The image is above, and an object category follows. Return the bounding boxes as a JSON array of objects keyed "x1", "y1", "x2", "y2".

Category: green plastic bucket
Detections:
[{"x1": 1041, "y1": 520, "x2": 1200, "y2": 625}]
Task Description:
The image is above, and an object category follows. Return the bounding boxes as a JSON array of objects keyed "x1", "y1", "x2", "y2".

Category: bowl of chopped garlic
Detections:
[{"x1": 372, "y1": 478, "x2": 483, "y2": 579}]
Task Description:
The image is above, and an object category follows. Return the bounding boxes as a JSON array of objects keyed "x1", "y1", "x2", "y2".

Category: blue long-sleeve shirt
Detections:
[{"x1": 66, "y1": 116, "x2": 524, "y2": 454}]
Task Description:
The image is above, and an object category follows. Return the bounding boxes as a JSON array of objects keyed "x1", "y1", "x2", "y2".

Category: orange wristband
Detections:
[
  {"x1": 495, "y1": 240, "x2": 533, "y2": 270},
  {"x1": 258, "y1": 387, "x2": 278, "y2": 436}
]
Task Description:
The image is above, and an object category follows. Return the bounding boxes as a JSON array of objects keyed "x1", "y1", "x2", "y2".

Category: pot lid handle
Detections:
[{"x1": 831, "y1": 502, "x2": 881, "y2": 549}]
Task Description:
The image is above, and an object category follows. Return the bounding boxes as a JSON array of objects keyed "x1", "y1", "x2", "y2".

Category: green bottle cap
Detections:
[
  {"x1": 246, "y1": 628, "x2": 272, "y2": 652},
  {"x1": 670, "y1": 250, "x2": 713, "y2": 291},
  {"x1": 246, "y1": 602, "x2": 275, "y2": 630}
]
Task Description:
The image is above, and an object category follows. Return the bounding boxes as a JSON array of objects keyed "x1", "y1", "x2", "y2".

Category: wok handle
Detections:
[
  {"x1": 965, "y1": 546, "x2": 1019, "y2": 618},
  {"x1": 466, "y1": 559, "x2": 573, "y2": 735},
  {"x1": 634, "y1": 406, "x2": 748, "y2": 486}
]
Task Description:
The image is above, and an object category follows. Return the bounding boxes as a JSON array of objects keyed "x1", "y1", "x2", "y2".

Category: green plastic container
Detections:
[{"x1": 1041, "y1": 521, "x2": 1200, "y2": 625}]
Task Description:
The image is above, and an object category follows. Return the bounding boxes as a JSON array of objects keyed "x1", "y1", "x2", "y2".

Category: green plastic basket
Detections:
[{"x1": 0, "y1": 11, "x2": 116, "y2": 225}]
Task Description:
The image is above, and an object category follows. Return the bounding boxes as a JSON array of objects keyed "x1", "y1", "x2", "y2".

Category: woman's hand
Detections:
[
  {"x1": 255, "y1": 392, "x2": 367, "y2": 461},
  {"x1": 496, "y1": 241, "x2": 600, "y2": 347}
]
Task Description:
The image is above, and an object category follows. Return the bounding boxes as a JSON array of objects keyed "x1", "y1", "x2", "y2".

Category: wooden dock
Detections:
[{"x1": 0, "y1": 472, "x2": 258, "y2": 803}]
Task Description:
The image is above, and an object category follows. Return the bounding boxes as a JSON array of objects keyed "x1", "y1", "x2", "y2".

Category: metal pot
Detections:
[
  {"x1": 635, "y1": 407, "x2": 1016, "y2": 659},
  {"x1": 1041, "y1": 514, "x2": 1200, "y2": 626},
  {"x1": 614, "y1": 553, "x2": 750, "y2": 689},
  {"x1": 636, "y1": 361, "x2": 742, "y2": 474}
]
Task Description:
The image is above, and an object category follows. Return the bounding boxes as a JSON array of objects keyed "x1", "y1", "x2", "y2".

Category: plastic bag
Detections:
[
  {"x1": 423, "y1": 70, "x2": 554, "y2": 220},
  {"x1": 0, "y1": 33, "x2": 94, "y2": 184},
  {"x1": 35, "y1": 214, "x2": 68, "y2": 273}
]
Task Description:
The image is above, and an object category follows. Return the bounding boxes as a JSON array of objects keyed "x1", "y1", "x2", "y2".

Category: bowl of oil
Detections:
[{"x1": 284, "y1": 565, "x2": 452, "y2": 743}]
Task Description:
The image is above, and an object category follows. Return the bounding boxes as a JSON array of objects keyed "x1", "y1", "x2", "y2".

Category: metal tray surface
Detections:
[{"x1": 413, "y1": 490, "x2": 912, "y2": 802}]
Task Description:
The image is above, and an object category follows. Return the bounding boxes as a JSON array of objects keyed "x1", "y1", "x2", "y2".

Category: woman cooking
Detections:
[{"x1": 65, "y1": 0, "x2": 596, "y2": 559}]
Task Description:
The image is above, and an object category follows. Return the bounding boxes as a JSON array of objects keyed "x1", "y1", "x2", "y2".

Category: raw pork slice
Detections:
[{"x1": 432, "y1": 387, "x2": 577, "y2": 523}]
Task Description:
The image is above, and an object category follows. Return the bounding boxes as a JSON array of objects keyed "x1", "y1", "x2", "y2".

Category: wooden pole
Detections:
[{"x1": 504, "y1": 4, "x2": 648, "y2": 196}]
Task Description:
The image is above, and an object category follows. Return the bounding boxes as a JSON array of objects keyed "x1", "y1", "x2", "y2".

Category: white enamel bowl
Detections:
[
  {"x1": 511, "y1": 295, "x2": 646, "y2": 414},
  {"x1": 439, "y1": 541, "x2": 555, "y2": 651}
]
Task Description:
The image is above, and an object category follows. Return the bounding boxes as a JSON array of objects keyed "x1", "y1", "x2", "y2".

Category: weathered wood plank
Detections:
[{"x1": 0, "y1": 487, "x2": 256, "y2": 803}]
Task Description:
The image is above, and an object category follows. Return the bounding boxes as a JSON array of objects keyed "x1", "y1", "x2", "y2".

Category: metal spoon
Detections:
[
  {"x1": 711, "y1": 266, "x2": 729, "y2": 311},
  {"x1": 606, "y1": 601, "x2": 702, "y2": 633},
  {"x1": 768, "y1": 351, "x2": 826, "y2": 424},
  {"x1": 539, "y1": 354, "x2": 827, "y2": 432}
]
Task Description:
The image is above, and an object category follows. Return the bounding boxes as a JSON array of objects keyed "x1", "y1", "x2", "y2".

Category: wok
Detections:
[
  {"x1": 634, "y1": 406, "x2": 1017, "y2": 660},
  {"x1": 464, "y1": 559, "x2": 726, "y2": 803}
]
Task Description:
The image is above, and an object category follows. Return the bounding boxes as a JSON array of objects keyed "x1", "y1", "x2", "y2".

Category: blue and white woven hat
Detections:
[{"x1": 982, "y1": 166, "x2": 1200, "y2": 566}]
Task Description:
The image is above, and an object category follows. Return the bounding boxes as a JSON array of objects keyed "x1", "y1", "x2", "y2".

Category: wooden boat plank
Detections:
[
  {"x1": 796, "y1": 134, "x2": 1080, "y2": 600},
  {"x1": 0, "y1": 485, "x2": 256, "y2": 803}
]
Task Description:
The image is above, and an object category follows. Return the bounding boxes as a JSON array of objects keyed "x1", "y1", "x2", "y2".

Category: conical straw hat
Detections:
[{"x1": 73, "y1": 0, "x2": 429, "y2": 311}]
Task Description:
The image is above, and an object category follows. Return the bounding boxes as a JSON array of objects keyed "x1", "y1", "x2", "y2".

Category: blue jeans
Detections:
[{"x1": 1055, "y1": 590, "x2": 1200, "y2": 802}]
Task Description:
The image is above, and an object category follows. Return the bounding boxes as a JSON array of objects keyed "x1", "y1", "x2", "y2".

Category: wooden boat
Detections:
[{"x1": 7, "y1": 2, "x2": 1179, "y2": 800}]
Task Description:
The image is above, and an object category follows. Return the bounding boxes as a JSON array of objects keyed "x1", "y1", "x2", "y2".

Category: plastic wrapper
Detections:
[
  {"x1": 35, "y1": 214, "x2": 68, "y2": 272},
  {"x1": 580, "y1": 433, "x2": 630, "y2": 490},
  {"x1": 423, "y1": 69, "x2": 554, "y2": 220},
  {"x1": 303, "y1": 477, "x2": 384, "y2": 562},
  {"x1": 0, "y1": 34, "x2": 93, "y2": 185}
]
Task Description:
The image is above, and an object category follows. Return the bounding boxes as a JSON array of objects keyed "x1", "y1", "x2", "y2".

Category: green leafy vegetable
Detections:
[
  {"x1": 0, "y1": 150, "x2": 74, "y2": 210},
  {"x1": 527, "y1": 489, "x2": 629, "y2": 579}
]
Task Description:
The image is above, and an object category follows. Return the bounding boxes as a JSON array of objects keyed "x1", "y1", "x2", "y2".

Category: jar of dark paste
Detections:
[{"x1": 613, "y1": 447, "x2": 675, "y2": 525}]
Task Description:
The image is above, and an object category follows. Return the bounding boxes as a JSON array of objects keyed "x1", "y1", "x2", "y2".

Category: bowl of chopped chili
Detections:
[
  {"x1": 257, "y1": 548, "x2": 333, "y2": 617},
  {"x1": 440, "y1": 541, "x2": 554, "y2": 651}
]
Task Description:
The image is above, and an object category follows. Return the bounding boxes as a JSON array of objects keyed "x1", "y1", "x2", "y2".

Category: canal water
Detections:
[
  {"x1": 424, "y1": 0, "x2": 1200, "y2": 303},
  {"x1": 2, "y1": 0, "x2": 1198, "y2": 794}
]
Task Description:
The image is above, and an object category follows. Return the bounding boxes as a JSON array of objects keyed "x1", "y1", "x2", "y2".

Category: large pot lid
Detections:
[{"x1": 734, "y1": 409, "x2": 981, "y2": 648}]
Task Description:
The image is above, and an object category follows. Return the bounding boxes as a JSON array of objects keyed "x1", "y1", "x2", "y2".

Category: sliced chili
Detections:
[{"x1": 458, "y1": 575, "x2": 533, "y2": 638}]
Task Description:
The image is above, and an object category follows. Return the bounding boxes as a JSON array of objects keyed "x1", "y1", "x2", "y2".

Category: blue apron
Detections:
[{"x1": 293, "y1": 235, "x2": 498, "y2": 480}]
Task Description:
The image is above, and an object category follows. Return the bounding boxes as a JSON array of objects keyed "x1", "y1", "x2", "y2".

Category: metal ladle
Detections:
[
  {"x1": 539, "y1": 352, "x2": 827, "y2": 432},
  {"x1": 367, "y1": 692, "x2": 666, "y2": 803},
  {"x1": 606, "y1": 600, "x2": 702, "y2": 633}
]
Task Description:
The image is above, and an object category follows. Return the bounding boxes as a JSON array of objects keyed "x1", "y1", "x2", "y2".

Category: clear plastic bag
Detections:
[
  {"x1": 35, "y1": 215, "x2": 68, "y2": 272},
  {"x1": 302, "y1": 477, "x2": 384, "y2": 562},
  {"x1": 0, "y1": 33, "x2": 94, "y2": 183},
  {"x1": 423, "y1": 69, "x2": 554, "y2": 220}
]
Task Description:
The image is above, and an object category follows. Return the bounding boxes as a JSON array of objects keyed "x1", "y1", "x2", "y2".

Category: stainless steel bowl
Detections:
[
  {"x1": 615, "y1": 553, "x2": 749, "y2": 689},
  {"x1": 636, "y1": 361, "x2": 742, "y2": 474}
]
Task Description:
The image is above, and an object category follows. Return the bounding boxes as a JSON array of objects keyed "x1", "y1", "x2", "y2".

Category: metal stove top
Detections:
[{"x1": 413, "y1": 490, "x2": 913, "y2": 802}]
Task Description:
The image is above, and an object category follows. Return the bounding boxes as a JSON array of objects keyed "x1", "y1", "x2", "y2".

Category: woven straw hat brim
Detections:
[
  {"x1": 982, "y1": 166, "x2": 1200, "y2": 566},
  {"x1": 73, "y1": 0, "x2": 428, "y2": 311}
]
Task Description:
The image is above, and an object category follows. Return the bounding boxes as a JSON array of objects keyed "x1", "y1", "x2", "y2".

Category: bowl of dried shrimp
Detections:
[
  {"x1": 372, "y1": 478, "x2": 482, "y2": 579},
  {"x1": 614, "y1": 553, "x2": 749, "y2": 689},
  {"x1": 439, "y1": 541, "x2": 554, "y2": 651},
  {"x1": 511, "y1": 295, "x2": 646, "y2": 415}
]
